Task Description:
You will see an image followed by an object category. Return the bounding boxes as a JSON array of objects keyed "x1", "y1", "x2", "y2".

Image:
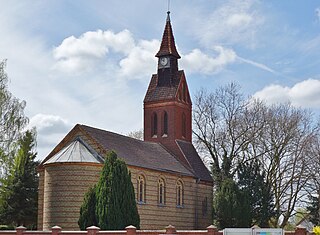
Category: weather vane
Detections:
[{"x1": 167, "y1": 0, "x2": 170, "y2": 13}]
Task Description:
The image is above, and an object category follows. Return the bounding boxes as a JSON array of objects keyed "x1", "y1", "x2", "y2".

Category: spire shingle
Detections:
[{"x1": 155, "y1": 11, "x2": 181, "y2": 59}]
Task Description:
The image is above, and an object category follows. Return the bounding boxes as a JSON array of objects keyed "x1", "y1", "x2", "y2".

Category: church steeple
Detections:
[
  {"x1": 156, "y1": 11, "x2": 181, "y2": 59},
  {"x1": 156, "y1": 11, "x2": 180, "y2": 87},
  {"x1": 144, "y1": 11, "x2": 192, "y2": 146}
]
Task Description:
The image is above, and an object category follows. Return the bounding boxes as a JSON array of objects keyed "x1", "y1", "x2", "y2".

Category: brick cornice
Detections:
[{"x1": 144, "y1": 101, "x2": 191, "y2": 109}]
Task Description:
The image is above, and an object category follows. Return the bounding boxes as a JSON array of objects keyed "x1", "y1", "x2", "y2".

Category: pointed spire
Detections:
[{"x1": 156, "y1": 11, "x2": 181, "y2": 59}]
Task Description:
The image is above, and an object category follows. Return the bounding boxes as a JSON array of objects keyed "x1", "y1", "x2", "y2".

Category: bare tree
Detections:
[
  {"x1": 193, "y1": 83, "x2": 265, "y2": 186},
  {"x1": 193, "y1": 83, "x2": 318, "y2": 227},
  {"x1": 259, "y1": 104, "x2": 316, "y2": 227},
  {"x1": 127, "y1": 129, "x2": 144, "y2": 141},
  {"x1": 304, "y1": 120, "x2": 320, "y2": 224}
]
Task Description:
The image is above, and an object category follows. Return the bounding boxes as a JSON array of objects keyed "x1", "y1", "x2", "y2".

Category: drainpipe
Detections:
[{"x1": 195, "y1": 178, "x2": 200, "y2": 229}]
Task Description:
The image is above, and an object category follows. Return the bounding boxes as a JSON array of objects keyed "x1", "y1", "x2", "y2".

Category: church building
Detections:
[{"x1": 37, "y1": 12, "x2": 213, "y2": 231}]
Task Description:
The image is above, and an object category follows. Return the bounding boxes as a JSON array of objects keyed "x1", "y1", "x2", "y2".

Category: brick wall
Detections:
[
  {"x1": 129, "y1": 167, "x2": 212, "y2": 230},
  {"x1": 41, "y1": 163, "x2": 102, "y2": 230},
  {"x1": 38, "y1": 170, "x2": 45, "y2": 230},
  {"x1": 144, "y1": 101, "x2": 192, "y2": 143},
  {"x1": 0, "y1": 225, "x2": 312, "y2": 235},
  {"x1": 39, "y1": 163, "x2": 212, "y2": 231}
]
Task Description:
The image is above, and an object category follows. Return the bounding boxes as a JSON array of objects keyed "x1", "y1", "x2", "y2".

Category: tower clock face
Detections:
[{"x1": 160, "y1": 57, "x2": 168, "y2": 66}]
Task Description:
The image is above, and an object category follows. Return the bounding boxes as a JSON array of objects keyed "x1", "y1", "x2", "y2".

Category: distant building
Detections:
[{"x1": 37, "y1": 12, "x2": 213, "y2": 231}]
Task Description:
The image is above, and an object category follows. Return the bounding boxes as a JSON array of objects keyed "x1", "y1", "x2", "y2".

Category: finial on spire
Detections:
[
  {"x1": 155, "y1": 8, "x2": 181, "y2": 59},
  {"x1": 166, "y1": 11, "x2": 171, "y2": 22}
]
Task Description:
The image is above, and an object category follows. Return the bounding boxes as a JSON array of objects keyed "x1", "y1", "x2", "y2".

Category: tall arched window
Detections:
[
  {"x1": 176, "y1": 179, "x2": 184, "y2": 207},
  {"x1": 158, "y1": 177, "x2": 166, "y2": 205},
  {"x1": 182, "y1": 113, "x2": 186, "y2": 138},
  {"x1": 151, "y1": 112, "x2": 158, "y2": 136},
  {"x1": 137, "y1": 175, "x2": 146, "y2": 203},
  {"x1": 163, "y1": 111, "x2": 168, "y2": 136}
]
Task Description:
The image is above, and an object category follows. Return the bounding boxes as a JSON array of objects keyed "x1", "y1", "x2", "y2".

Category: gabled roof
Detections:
[
  {"x1": 40, "y1": 124, "x2": 213, "y2": 182},
  {"x1": 176, "y1": 140, "x2": 213, "y2": 182},
  {"x1": 80, "y1": 125, "x2": 193, "y2": 176},
  {"x1": 155, "y1": 11, "x2": 181, "y2": 59},
  {"x1": 41, "y1": 124, "x2": 194, "y2": 177},
  {"x1": 144, "y1": 70, "x2": 184, "y2": 103}
]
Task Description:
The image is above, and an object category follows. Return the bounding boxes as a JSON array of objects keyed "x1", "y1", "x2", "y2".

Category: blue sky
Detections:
[{"x1": 1, "y1": 0, "x2": 320, "y2": 159}]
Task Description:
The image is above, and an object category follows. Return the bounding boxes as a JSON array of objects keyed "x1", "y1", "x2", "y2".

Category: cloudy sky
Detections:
[{"x1": 1, "y1": 0, "x2": 320, "y2": 159}]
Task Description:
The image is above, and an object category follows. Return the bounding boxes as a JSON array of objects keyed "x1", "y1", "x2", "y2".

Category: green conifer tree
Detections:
[
  {"x1": 79, "y1": 151, "x2": 140, "y2": 230},
  {"x1": 78, "y1": 186, "x2": 97, "y2": 230},
  {"x1": 213, "y1": 178, "x2": 244, "y2": 229},
  {"x1": 0, "y1": 129, "x2": 39, "y2": 228},
  {"x1": 307, "y1": 194, "x2": 320, "y2": 225},
  {"x1": 237, "y1": 160, "x2": 274, "y2": 227}
]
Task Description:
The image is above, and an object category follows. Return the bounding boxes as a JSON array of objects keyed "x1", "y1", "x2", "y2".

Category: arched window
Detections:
[
  {"x1": 176, "y1": 179, "x2": 184, "y2": 207},
  {"x1": 137, "y1": 175, "x2": 146, "y2": 203},
  {"x1": 163, "y1": 111, "x2": 168, "y2": 136},
  {"x1": 151, "y1": 112, "x2": 158, "y2": 137},
  {"x1": 182, "y1": 113, "x2": 186, "y2": 138},
  {"x1": 158, "y1": 177, "x2": 166, "y2": 205}
]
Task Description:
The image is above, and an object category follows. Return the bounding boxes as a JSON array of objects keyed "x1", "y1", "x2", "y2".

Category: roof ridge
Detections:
[
  {"x1": 158, "y1": 142, "x2": 194, "y2": 175},
  {"x1": 175, "y1": 140, "x2": 196, "y2": 175},
  {"x1": 176, "y1": 140, "x2": 213, "y2": 182},
  {"x1": 79, "y1": 124, "x2": 146, "y2": 144}
]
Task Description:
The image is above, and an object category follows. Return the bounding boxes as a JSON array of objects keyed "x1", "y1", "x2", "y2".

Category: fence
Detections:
[{"x1": 0, "y1": 225, "x2": 311, "y2": 235}]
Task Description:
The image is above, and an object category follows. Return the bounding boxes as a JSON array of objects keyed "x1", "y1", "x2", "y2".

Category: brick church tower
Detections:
[{"x1": 144, "y1": 11, "x2": 192, "y2": 166}]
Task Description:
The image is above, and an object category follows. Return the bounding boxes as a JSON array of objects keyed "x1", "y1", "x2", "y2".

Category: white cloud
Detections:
[
  {"x1": 190, "y1": 0, "x2": 264, "y2": 48},
  {"x1": 28, "y1": 113, "x2": 72, "y2": 135},
  {"x1": 226, "y1": 13, "x2": 253, "y2": 27},
  {"x1": 53, "y1": 29, "x2": 159, "y2": 79},
  {"x1": 27, "y1": 114, "x2": 73, "y2": 158},
  {"x1": 54, "y1": 29, "x2": 135, "y2": 59},
  {"x1": 253, "y1": 79, "x2": 320, "y2": 108},
  {"x1": 119, "y1": 39, "x2": 159, "y2": 79},
  {"x1": 181, "y1": 46, "x2": 236, "y2": 74},
  {"x1": 53, "y1": 29, "x2": 135, "y2": 74}
]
